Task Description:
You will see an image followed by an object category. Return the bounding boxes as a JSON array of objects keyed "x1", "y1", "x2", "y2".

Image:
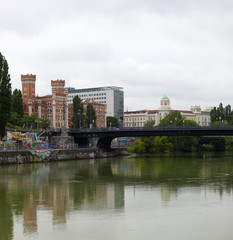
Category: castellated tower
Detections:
[
  {"x1": 21, "y1": 74, "x2": 36, "y2": 115},
  {"x1": 51, "y1": 80, "x2": 66, "y2": 95},
  {"x1": 51, "y1": 80, "x2": 68, "y2": 128}
]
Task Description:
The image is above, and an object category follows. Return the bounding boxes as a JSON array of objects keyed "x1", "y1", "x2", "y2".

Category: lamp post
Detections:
[{"x1": 160, "y1": 113, "x2": 162, "y2": 127}]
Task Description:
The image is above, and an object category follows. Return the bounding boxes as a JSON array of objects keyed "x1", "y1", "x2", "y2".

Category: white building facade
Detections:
[
  {"x1": 124, "y1": 96, "x2": 211, "y2": 127},
  {"x1": 67, "y1": 86, "x2": 124, "y2": 126}
]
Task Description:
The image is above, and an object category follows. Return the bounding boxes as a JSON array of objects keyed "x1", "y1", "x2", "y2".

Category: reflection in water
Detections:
[
  {"x1": 0, "y1": 187, "x2": 13, "y2": 240},
  {"x1": 0, "y1": 153, "x2": 233, "y2": 239}
]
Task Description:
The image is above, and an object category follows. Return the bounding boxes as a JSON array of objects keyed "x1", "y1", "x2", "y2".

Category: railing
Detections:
[{"x1": 68, "y1": 125, "x2": 233, "y2": 133}]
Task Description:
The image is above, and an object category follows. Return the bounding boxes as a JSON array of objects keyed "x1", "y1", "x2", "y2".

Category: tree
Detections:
[
  {"x1": 210, "y1": 107, "x2": 217, "y2": 123},
  {"x1": 38, "y1": 118, "x2": 51, "y2": 129},
  {"x1": 86, "y1": 103, "x2": 96, "y2": 128},
  {"x1": 210, "y1": 103, "x2": 232, "y2": 125},
  {"x1": 218, "y1": 102, "x2": 224, "y2": 121},
  {"x1": 133, "y1": 140, "x2": 146, "y2": 153},
  {"x1": 7, "y1": 89, "x2": 24, "y2": 128},
  {"x1": 160, "y1": 110, "x2": 183, "y2": 127},
  {"x1": 72, "y1": 95, "x2": 85, "y2": 128},
  {"x1": 225, "y1": 104, "x2": 231, "y2": 122},
  {"x1": 160, "y1": 111, "x2": 201, "y2": 152},
  {"x1": 12, "y1": 89, "x2": 24, "y2": 117},
  {"x1": 107, "y1": 116, "x2": 119, "y2": 128},
  {"x1": 0, "y1": 52, "x2": 12, "y2": 138},
  {"x1": 7, "y1": 112, "x2": 24, "y2": 128},
  {"x1": 144, "y1": 119, "x2": 155, "y2": 127},
  {"x1": 139, "y1": 120, "x2": 157, "y2": 153}
]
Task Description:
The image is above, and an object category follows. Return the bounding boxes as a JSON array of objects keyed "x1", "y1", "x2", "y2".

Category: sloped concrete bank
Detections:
[{"x1": 0, "y1": 148, "x2": 128, "y2": 164}]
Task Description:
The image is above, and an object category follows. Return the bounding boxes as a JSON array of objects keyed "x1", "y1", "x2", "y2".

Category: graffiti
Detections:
[
  {"x1": 89, "y1": 152, "x2": 95, "y2": 158},
  {"x1": 57, "y1": 154, "x2": 73, "y2": 160},
  {"x1": 31, "y1": 149, "x2": 52, "y2": 161}
]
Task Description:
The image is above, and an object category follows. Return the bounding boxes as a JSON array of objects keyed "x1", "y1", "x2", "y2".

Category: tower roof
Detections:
[{"x1": 161, "y1": 95, "x2": 169, "y2": 100}]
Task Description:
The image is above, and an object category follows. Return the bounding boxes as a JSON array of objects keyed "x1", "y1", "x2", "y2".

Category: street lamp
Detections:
[{"x1": 160, "y1": 113, "x2": 162, "y2": 127}]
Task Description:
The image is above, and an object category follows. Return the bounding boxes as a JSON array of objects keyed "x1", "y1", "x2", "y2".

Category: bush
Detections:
[{"x1": 201, "y1": 144, "x2": 214, "y2": 151}]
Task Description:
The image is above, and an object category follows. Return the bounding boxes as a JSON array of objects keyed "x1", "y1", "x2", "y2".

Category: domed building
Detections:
[
  {"x1": 124, "y1": 96, "x2": 211, "y2": 127},
  {"x1": 159, "y1": 96, "x2": 171, "y2": 110}
]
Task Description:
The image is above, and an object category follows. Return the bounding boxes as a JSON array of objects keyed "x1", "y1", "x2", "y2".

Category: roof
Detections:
[
  {"x1": 161, "y1": 95, "x2": 169, "y2": 100},
  {"x1": 124, "y1": 109, "x2": 195, "y2": 115},
  {"x1": 124, "y1": 110, "x2": 147, "y2": 114},
  {"x1": 67, "y1": 86, "x2": 123, "y2": 93},
  {"x1": 177, "y1": 110, "x2": 193, "y2": 114},
  {"x1": 148, "y1": 110, "x2": 158, "y2": 114}
]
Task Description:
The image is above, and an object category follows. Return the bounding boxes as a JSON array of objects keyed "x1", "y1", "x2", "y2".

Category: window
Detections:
[{"x1": 24, "y1": 94, "x2": 27, "y2": 99}]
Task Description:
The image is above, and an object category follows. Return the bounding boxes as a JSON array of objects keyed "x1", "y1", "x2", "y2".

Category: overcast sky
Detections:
[{"x1": 1, "y1": 0, "x2": 233, "y2": 111}]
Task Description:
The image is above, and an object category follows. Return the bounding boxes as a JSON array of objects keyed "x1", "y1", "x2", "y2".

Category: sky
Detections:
[{"x1": 1, "y1": 0, "x2": 233, "y2": 111}]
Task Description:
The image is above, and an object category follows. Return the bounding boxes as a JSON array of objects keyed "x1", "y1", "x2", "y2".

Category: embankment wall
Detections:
[{"x1": 0, "y1": 148, "x2": 128, "y2": 164}]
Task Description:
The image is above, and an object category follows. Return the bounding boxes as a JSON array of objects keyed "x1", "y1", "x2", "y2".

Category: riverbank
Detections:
[{"x1": 0, "y1": 148, "x2": 129, "y2": 164}]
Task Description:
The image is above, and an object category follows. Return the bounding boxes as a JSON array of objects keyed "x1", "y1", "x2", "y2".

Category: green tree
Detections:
[
  {"x1": 140, "y1": 120, "x2": 156, "y2": 153},
  {"x1": 38, "y1": 118, "x2": 51, "y2": 129},
  {"x1": 160, "y1": 110, "x2": 183, "y2": 127},
  {"x1": 12, "y1": 89, "x2": 24, "y2": 117},
  {"x1": 0, "y1": 52, "x2": 12, "y2": 138},
  {"x1": 154, "y1": 136, "x2": 173, "y2": 153},
  {"x1": 72, "y1": 95, "x2": 85, "y2": 128},
  {"x1": 161, "y1": 111, "x2": 201, "y2": 152},
  {"x1": 211, "y1": 138, "x2": 226, "y2": 151},
  {"x1": 7, "y1": 89, "x2": 24, "y2": 128},
  {"x1": 86, "y1": 103, "x2": 96, "y2": 128},
  {"x1": 107, "y1": 116, "x2": 119, "y2": 128},
  {"x1": 210, "y1": 107, "x2": 217, "y2": 123},
  {"x1": 225, "y1": 104, "x2": 231, "y2": 122},
  {"x1": 133, "y1": 140, "x2": 146, "y2": 153},
  {"x1": 218, "y1": 102, "x2": 224, "y2": 121},
  {"x1": 7, "y1": 112, "x2": 24, "y2": 128},
  {"x1": 210, "y1": 103, "x2": 232, "y2": 125},
  {"x1": 144, "y1": 119, "x2": 155, "y2": 127}
]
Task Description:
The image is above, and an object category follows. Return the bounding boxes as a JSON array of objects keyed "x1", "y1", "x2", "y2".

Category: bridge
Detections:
[{"x1": 68, "y1": 126, "x2": 233, "y2": 149}]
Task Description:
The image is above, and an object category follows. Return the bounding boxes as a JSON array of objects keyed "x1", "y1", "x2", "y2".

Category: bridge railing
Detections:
[{"x1": 68, "y1": 125, "x2": 233, "y2": 133}]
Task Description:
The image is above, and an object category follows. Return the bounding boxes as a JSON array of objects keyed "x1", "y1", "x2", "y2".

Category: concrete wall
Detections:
[{"x1": 0, "y1": 148, "x2": 128, "y2": 165}]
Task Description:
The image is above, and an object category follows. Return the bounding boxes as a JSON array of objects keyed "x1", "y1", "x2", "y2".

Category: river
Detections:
[{"x1": 0, "y1": 152, "x2": 233, "y2": 240}]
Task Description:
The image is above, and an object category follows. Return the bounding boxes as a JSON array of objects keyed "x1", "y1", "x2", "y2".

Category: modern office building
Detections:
[
  {"x1": 124, "y1": 96, "x2": 211, "y2": 127},
  {"x1": 67, "y1": 86, "x2": 124, "y2": 126}
]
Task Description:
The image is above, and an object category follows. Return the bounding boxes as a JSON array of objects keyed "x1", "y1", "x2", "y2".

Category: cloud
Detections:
[{"x1": 1, "y1": 0, "x2": 233, "y2": 112}]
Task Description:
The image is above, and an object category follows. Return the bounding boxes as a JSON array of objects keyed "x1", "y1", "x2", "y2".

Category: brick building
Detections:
[
  {"x1": 21, "y1": 74, "x2": 69, "y2": 128},
  {"x1": 68, "y1": 100, "x2": 107, "y2": 128}
]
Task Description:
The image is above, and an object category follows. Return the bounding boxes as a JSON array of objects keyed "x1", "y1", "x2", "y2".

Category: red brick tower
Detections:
[{"x1": 21, "y1": 74, "x2": 36, "y2": 115}]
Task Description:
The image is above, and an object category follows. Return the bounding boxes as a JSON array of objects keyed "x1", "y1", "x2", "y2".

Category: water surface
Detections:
[{"x1": 0, "y1": 152, "x2": 233, "y2": 240}]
